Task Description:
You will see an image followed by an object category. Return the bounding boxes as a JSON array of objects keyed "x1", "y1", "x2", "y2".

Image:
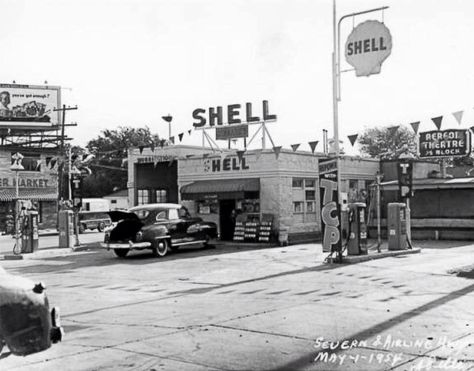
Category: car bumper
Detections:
[{"x1": 100, "y1": 242, "x2": 152, "y2": 250}]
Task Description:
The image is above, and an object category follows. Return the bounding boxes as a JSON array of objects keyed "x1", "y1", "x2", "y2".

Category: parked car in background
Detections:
[
  {"x1": 78, "y1": 211, "x2": 112, "y2": 233},
  {"x1": 101, "y1": 203, "x2": 218, "y2": 258}
]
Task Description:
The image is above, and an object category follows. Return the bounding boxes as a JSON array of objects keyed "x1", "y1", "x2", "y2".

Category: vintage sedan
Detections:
[{"x1": 101, "y1": 203, "x2": 218, "y2": 258}]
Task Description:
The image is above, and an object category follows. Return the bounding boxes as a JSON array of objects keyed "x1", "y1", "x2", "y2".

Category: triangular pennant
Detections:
[
  {"x1": 236, "y1": 150, "x2": 246, "y2": 163},
  {"x1": 432, "y1": 116, "x2": 443, "y2": 130},
  {"x1": 154, "y1": 160, "x2": 159, "y2": 168},
  {"x1": 255, "y1": 149, "x2": 262, "y2": 161},
  {"x1": 35, "y1": 159, "x2": 42, "y2": 171},
  {"x1": 46, "y1": 157, "x2": 51, "y2": 166},
  {"x1": 388, "y1": 125, "x2": 400, "y2": 137},
  {"x1": 139, "y1": 146, "x2": 144, "y2": 154},
  {"x1": 82, "y1": 154, "x2": 88, "y2": 161},
  {"x1": 188, "y1": 129, "x2": 192, "y2": 135},
  {"x1": 160, "y1": 140, "x2": 165, "y2": 148},
  {"x1": 291, "y1": 144, "x2": 300, "y2": 152},
  {"x1": 50, "y1": 159, "x2": 57, "y2": 169},
  {"x1": 150, "y1": 143, "x2": 155, "y2": 152},
  {"x1": 453, "y1": 110, "x2": 464, "y2": 125},
  {"x1": 273, "y1": 146, "x2": 282, "y2": 159},
  {"x1": 410, "y1": 121, "x2": 420, "y2": 134},
  {"x1": 178, "y1": 133, "x2": 184, "y2": 142},
  {"x1": 308, "y1": 141, "x2": 319, "y2": 154},
  {"x1": 170, "y1": 136, "x2": 175, "y2": 144},
  {"x1": 347, "y1": 134, "x2": 358, "y2": 146}
]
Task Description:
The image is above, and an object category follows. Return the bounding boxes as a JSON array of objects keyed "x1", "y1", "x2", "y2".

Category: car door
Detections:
[{"x1": 167, "y1": 208, "x2": 185, "y2": 244}]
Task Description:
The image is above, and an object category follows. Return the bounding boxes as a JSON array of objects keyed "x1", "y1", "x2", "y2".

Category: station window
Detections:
[
  {"x1": 306, "y1": 201, "x2": 315, "y2": 213},
  {"x1": 292, "y1": 178, "x2": 303, "y2": 188},
  {"x1": 293, "y1": 201, "x2": 303, "y2": 213},
  {"x1": 155, "y1": 189, "x2": 167, "y2": 203},
  {"x1": 137, "y1": 189, "x2": 149, "y2": 205},
  {"x1": 305, "y1": 179, "x2": 315, "y2": 188},
  {"x1": 305, "y1": 190, "x2": 316, "y2": 201}
]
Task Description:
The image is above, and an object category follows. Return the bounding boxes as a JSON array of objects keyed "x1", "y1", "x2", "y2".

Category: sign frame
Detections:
[{"x1": 418, "y1": 129, "x2": 471, "y2": 159}]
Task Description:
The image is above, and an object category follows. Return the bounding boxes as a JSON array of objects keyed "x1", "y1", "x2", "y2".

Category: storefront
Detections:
[
  {"x1": 0, "y1": 149, "x2": 58, "y2": 233},
  {"x1": 127, "y1": 145, "x2": 379, "y2": 244},
  {"x1": 179, "y1": 150, "x2": 379, "y2": 243}
]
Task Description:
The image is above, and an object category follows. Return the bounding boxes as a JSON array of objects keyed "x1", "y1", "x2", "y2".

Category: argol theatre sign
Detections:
[{"x1": 419, "y1": 129, "x2": 471, "y2": 158}]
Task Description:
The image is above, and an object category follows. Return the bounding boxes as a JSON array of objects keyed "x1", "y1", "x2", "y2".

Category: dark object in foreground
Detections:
[
  {"x1": 101, "y1": 203, "x2": 218, "y2": 258},
  {"x1": 0, "y1": 267, "x2": 63, "y2": 356}
]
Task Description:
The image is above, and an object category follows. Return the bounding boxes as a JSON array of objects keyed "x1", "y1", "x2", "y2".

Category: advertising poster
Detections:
[
  {"x1": 0, "y1": 83, "x2": 60, "y2": 127},
  {"x1": 319, "y1": 158, "x2": 341, "y2": 253}
]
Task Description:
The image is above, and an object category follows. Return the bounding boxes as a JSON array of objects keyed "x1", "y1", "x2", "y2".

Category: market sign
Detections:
[
  {"x1": 216, "y1": 124, "x2": 249, "y2": 141},
  {"x1": 345, "y1": 20, "x2": 392, "y2": 77},
  {"x1": 319, "y1": 158, "x2": 341, "y2": 253},
  {"x1": 419, "y1": 129, "x2": 471, "y2": 158}
]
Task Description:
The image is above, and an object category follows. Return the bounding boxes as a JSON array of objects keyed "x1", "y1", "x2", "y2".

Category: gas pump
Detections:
[
  {"x1": 21, "y1": 211, "x2": 39, "y2": 253},
  {"x1": 387, "y1": 202, "x2": 407, "y2": 250},
  {"x1": 347, "y1": 202, "x2": 368, "y2": 255},
  {"x1": 58, "y1": 210, "x2": 74, "y2": 248}
]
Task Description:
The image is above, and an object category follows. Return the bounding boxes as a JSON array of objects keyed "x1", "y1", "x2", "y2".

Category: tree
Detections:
[
  {"x1": 357, "y1": 126, "x2": 417, "y2": 159},
  {"x1": 78, "y1": 126, "x2": 164, "y2": 197}
]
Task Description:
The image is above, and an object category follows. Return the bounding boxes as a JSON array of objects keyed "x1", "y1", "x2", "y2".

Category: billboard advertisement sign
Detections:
[
  {"x1": 319, "y1": 158, "x2": 341, "y2": 253},
  {"x1": 345, "y1": 20, "x2": 392, "y2": 77},
  {"x1": 419, "y1": 129, "x2": 471, "y2": 158},
  {"x1": 0, "y1": 83, "x2": 61, "y2": 128}
]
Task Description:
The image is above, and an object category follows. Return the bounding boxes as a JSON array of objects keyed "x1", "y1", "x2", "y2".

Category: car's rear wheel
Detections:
[
  {"x1": 97, "y1": 222, "x2": 105, "y2": 232},
  {"x1": 114, "y1": 248, "x2": 129, "y2": 258},
  {"x1": 152, "y1": 239, "x2": 169, "y2": 257}
]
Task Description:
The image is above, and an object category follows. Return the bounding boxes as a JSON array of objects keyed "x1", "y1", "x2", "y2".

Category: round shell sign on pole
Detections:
[{"x1": 345, "y1": 20, "x2": 392, "y2": 77}]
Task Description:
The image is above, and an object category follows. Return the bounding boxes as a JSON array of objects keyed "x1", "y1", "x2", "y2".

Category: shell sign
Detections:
[{"x1": 345, "y1": 20, "x2": 392, "y2": 77}]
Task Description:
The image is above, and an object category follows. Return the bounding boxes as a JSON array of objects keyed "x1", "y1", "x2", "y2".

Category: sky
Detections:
[{"x1": 2, "y1": 0, "x2": 474, "y2": 155}]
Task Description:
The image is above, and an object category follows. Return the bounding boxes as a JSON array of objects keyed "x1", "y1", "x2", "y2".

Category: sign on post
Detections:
[
  {"x1": 419, "y1": 129, "x2": 471, "y2": 158},
  {"x1": 216, "y1": 124, "x2": 249, "y2": 140},
  {"x1": 397, "y1": 160, "x2": 413, "y2": 199},
  {"x1": 345, "y1": 20, "x2": 392, "y2": 77},
  {"x1": 319, "y1": 159, "x2": 341, "y2": 254}
]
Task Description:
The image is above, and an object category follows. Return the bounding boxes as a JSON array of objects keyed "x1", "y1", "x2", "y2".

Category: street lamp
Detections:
[
  {"x1": 162, "y1": 115, "x2": 173, "y2": 141},
  {"x1": 10, "y1": 152, "x2": 24, "y2": 254}
]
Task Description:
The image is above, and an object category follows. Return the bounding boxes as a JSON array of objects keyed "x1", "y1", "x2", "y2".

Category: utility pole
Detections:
[{"x1": 53, "y1": 105, "x2": 77, "y2": 201}]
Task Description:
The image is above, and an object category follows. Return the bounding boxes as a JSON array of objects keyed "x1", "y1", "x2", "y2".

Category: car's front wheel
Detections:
[
  {"x1": 152, "y1": 239, "x2": 169, "y2": 257},
  {"x1": 97, "y1": 222, "x2": 105, "y2": 232},
  {"x1": 114, "y1": 249, "x2": 129, "y2": 258}
]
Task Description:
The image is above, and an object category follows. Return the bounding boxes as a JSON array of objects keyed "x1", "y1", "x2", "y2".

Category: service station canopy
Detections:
[{"x1": 419, "y1": 129, "x2": 471, "y2": 158}]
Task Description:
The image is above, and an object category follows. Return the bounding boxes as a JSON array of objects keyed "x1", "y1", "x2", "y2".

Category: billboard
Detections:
[
  {"x1": 0, "y1": 83, "x2": 61, "y2": 128},
  {"x1": 419, "y1": 129, "x2": 471, "y2": 158}
]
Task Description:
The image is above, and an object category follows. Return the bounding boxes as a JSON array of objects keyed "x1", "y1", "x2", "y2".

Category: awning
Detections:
[
  {"x1": 380, "y1": 177, "x2": 474, "y2": 191},
  {"x1": 181, "y1": 178, "x2": 260, "y2": 200},
  {"x1": 0, "y1": 188, "x2": 58, "y2": 201}
]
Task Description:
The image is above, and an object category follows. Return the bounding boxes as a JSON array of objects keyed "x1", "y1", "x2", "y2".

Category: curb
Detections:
[
  {"x1": 0, "y1": 243, "x2": 101, "y2": 260},
  {"x1": 341, "y1": 247, "x2": 421, "y2": 264}
]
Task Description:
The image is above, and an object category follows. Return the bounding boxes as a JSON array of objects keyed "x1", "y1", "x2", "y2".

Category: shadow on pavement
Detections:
[
  {"x1": 6, "y1": 242, "x2": 326, "y2": 275},
  {"x1": 270, "y1": 282, "x2": 474, "y2": 371}
]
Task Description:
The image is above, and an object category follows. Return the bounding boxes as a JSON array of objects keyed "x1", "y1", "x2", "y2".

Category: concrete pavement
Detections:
[{"x1": 0, "y1": 239, "x2": 473, "y2": 370}]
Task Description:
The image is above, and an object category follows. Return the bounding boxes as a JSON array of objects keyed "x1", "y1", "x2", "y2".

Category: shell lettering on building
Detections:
[
  {"x1": 345, "y1": 20, "x2": 392, "y2": 77},
  {"x1": 204, "y1": 158, "x2": 250, "y2": 172}
]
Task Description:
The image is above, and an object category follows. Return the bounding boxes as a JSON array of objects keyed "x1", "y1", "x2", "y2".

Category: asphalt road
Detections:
[{"x1": 1, "y1": 238, "x2": 473, "y2": 370}]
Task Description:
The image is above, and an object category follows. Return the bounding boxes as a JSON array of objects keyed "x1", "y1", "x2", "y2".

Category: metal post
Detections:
[
  {"x1": 406, "y1": 197, "x2": 411, "y2": 243},
  {"x1": 376, "y1": 173, "x2": 382, "y2": 252},
  {"x1": 68, "y1": 148, "x2": 72, "y2": 200},
  {"x1": 15, "y1": 170, "x2": 20, "y2": 253},
  {"x1": 168, "y1": 122, "x2": 171, "y2": 141}
]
